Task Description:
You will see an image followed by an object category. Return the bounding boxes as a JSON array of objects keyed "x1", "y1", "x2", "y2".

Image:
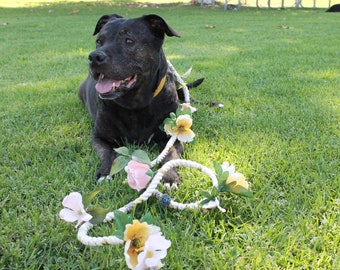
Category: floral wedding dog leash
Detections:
[{"x1": 59, "y1": 61, "x2": 253, "y2": 270}]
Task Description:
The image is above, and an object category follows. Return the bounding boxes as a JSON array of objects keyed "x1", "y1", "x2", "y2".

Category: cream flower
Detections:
[
  {"x1": 227, "y1": 172, "x2": 249, "y2": 189},
  {"x1": 59, "y1": 192, "x2": 92, "y2": 228},
  {"x1": 164, "y1": 114, "x2": 195, "y2": 142},
  {"x1": 126, "y1": 160, "x2": 152, "y2": 191},
  {"x1": 124, "y1": 220, "x2": 160, "y2": 269},
  {"x1": 135, "y1": 233, "x2": 171, "y2": 270},
  {"x1": 222, "y1": 162, "x2": 250, "y2": 190}
]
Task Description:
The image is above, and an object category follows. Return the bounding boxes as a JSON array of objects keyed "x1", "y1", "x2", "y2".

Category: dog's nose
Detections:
[{"x1": 88, "y1": 51, "x2": 107, "y2": 65}]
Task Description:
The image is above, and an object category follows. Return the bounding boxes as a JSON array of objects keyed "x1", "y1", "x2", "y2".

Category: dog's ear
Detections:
[
  {"x1": 93, "y1": 14, "x2": 124, "y2": 35},
  {"x1": 143, "y1": 14, "x2": 181, "y2": 39}
]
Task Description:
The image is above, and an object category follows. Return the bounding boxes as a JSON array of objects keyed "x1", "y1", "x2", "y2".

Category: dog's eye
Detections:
[
  {"x1": 96, "y1": 39, "x2": 103, "y2": 47},
  {"x1": 125, "y1": 38, "x2": 134, "y2": 45}
]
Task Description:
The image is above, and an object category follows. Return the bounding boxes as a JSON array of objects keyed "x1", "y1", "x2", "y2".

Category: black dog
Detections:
[
  {"x1": 326, "y1": 4, "x2": 340, "y2": 11},
  {"x1": 78, "y1": 14, "x2": 196, "y2": 184}
]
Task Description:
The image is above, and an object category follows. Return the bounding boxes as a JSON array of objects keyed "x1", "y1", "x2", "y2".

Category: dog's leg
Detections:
[
  {"x1": 159, "y1": 140, "x2": 184, "y2": 186},
  {"x1": 92, "y1": 136, "x2": 116, "y2": 181}
]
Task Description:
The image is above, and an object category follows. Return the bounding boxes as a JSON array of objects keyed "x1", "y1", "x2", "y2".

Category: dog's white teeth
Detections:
[
  {"x1": 112, "y1": 82, "x2": 116, "y2": 89},
  {"x1": 100, "y1": 74, "x2": 104, "y2": 80}
]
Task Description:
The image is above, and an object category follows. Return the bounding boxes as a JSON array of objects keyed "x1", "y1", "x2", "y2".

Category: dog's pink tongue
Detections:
[{"x1": 95, "y1": 79, "x2": 115, "y2": 94}]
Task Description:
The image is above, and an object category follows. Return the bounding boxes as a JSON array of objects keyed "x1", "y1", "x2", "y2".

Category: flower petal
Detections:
[
  {"x1": 176, "y1": 114, "x2": 192, "y2": 128},
  {"x1": 177, "y1": 128, "x2": 195, "y2": 142},
  {"x1": 124, "y1": 240, "x2": 138, "y2": 269},
  {"x1": 145, "y1": 233, "x2": 171, "y2": 251},
  {"x1": 221, "y1": 162, "x2": 235, "y2": 175},
  {"x1": 59, "y1": 208, "x2": 79, "y2": 223},
  {"x1": 62, "y1": 192, "x2": 84, "y2": 211},
  {"x1": 227, "y1": 172, "x2": 246, "y2": 185},
  {"x1": 127, "y1": 160, "x2": 151, "y2": 191},
  {"x1": 181, "y1": 103, "x2": 197, "y2": 113},
  {"x1": 164, "y1": 123, "x2": 177, "y2": 137},
  {"x1": 145, "y1": 257, "x2": 164, "y2": 269}
]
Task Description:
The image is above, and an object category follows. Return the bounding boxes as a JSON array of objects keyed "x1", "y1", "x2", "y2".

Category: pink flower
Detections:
[
  {"x1": 181, "y1": 103, "x2": 197, "y2": 113},
  {"x1": 126, "y1": 160, "x2": 152, "y2": 191},
  {"x1": 59, "y1": 192, "x2": 92, "y2": 228}
]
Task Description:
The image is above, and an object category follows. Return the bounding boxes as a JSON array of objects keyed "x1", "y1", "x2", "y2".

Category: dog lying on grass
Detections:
[
  {"x1": 326, "y1": 4, "x2": 340, "y2": 12},
  {"x1": 78, "y1": 14, "x2": 204, "y2": 185}
]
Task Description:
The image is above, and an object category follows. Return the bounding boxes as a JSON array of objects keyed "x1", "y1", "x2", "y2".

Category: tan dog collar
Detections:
[{"x1": 153, "y1": 75, "x2": 166, "y2": 98}]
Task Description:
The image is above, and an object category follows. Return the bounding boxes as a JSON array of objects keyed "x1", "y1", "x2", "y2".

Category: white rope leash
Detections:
[
  {"x1": 77, "y1": 61, "x2": 220, "y2": 246},
  {"x1": 167, "y1": 60, "x2": 190, "y2": 104},
  {"x1": 77, "y1": 158, "x2": 219, "y2": 246}
]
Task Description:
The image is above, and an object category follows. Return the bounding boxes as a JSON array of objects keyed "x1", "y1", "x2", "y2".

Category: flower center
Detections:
[
  {"x1": 132, "y1": 237, "x2": 144, "y2": 253},
  {"x1": 178, "y1": 125, "x2": 185, "y2": 131}
]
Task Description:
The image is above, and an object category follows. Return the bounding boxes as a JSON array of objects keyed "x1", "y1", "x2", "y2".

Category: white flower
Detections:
[
  {"x1": 59, "y1": 192, "x2": 92, "y2": 228},
  {"x1": 202, "y1": 198, "x2": 226, "y2": 213},
  {"x1": 135, "y1": 233, "x2": 171, "y2": 270},
  {"x1": 124, "y1": 220, "x2": 171, "y2": 270},
  {"x1": 221, "y1": 162, "x2": 236, "y2": 175}
]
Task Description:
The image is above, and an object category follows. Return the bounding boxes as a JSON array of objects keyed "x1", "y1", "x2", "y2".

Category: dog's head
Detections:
[{"x1": 88, "y1": 14, "x2": 180, "y2": 108}]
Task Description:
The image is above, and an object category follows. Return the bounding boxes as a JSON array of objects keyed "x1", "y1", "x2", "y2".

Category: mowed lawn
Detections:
[{"x1": 0, "y1": 1, "x2": 339, "y2": 269}]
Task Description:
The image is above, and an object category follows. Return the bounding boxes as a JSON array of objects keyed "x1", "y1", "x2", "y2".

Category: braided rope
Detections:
[
  {"x1": 150, "y1": 135, "x2": 177, "y2": 167},
  {"x1": 167, "y1": 60, "x2": 190, "y2": 103},
  {"x1": 76, "y1": 61, "x2": 221, "y2": 246},
  {"x1": 77, "y1": 158, "x2": 219, "y2": 246}
]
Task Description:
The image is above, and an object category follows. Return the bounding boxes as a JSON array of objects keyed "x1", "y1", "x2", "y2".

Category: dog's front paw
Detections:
[
  {"x1": 96, "y1": 174, "x2": 113, "y2": 183},
  {"x1": 162, "y1": 169, "x2": 180, "y2": 188},
  {"x1": 95, "y1": 168, "x2": 113, "y2": 183},
  {"x1": 95, "y1": 159, "x2": 114, "y2": 182}
]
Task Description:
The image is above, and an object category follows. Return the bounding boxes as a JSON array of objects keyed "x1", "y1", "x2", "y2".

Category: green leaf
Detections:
[
  {"x1": 175, "y1": 107, "x2": 189, "y2": 116},
  {"x1": 219, "y1": 183, "x2": 232, "y2": 193},
  {"x1": 213, "y1": 161, "x2": 223, "y2": 177},
  {"x1": 140, "y1": 212, "x2": 156, "y2": 224},
  {"x1": 200, "y1": 198, "x2": 212, "y2": 205},
  {"x1": 169, "y1": 112, "x2": 176, "y2": 120},
  {"x1": 88, "y1": 207, "x2": 110, "y2": 225},
  {"x1": 227, "y1": 182, "x2": 254, "y2": 198},
  {"x1": 163, "y1": 118, "x2": 173, "y2": 125},
  {"x1": 179, "y1": 108, "x2": 192, "y2": 116},
  {"x1": 219, "y1": 171, "x2": 230, "y2": 182},
  {"x1": 200, "y1": 190, "x2": 212, "y2": 199},
  {"x1": 146, "y1": 169, "x2": 154, "y2": 178},
  {"x1": 110, "y1": 156, "x2": 130, "y2": 175},
  {"x1": 211, "y1": 186, "x2": 219, "y2": 197},
  {"x1": 131, "y1": 149, "x2": 151, "y2": 164},
  {"x1": 113, "y1": 211, "x2": 133, "y2": 240},
  {"x1": 82, "y1": 190, "x2": 101, "y2": 209},
  {"x1": 114, "y1": 146, "x2": 130, "y2": 156}
]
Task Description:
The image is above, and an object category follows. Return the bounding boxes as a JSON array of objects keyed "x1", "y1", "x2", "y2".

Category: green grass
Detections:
[{"x1": 1, "y1": 2, "x2": 339, "y2": 269}]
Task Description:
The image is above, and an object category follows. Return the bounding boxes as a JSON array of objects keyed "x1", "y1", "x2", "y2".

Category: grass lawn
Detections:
[{"x1": 0, "y1": 1, "x2": 339, "y2": 269}]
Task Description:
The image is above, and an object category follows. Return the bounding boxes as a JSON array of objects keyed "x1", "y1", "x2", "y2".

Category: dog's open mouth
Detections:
[{"x1": 95, "y1": 74, "x2": 137, "y2": 95}]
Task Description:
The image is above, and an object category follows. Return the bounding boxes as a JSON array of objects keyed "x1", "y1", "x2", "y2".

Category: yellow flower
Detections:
[
  {"x1": 124, "y1": 220, "x2": 160, "y2": 269},
  {"x1": 226, "y1": 172, "x2": 249, "y2": 190},
  {"x1": 164, "y1": 114, "x2": 195, "y2": 142}
]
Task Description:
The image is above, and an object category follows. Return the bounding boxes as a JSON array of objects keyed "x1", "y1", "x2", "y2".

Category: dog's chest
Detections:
[{"x1": 97, "y1": 105, "x2": 163, "y2": 144}]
